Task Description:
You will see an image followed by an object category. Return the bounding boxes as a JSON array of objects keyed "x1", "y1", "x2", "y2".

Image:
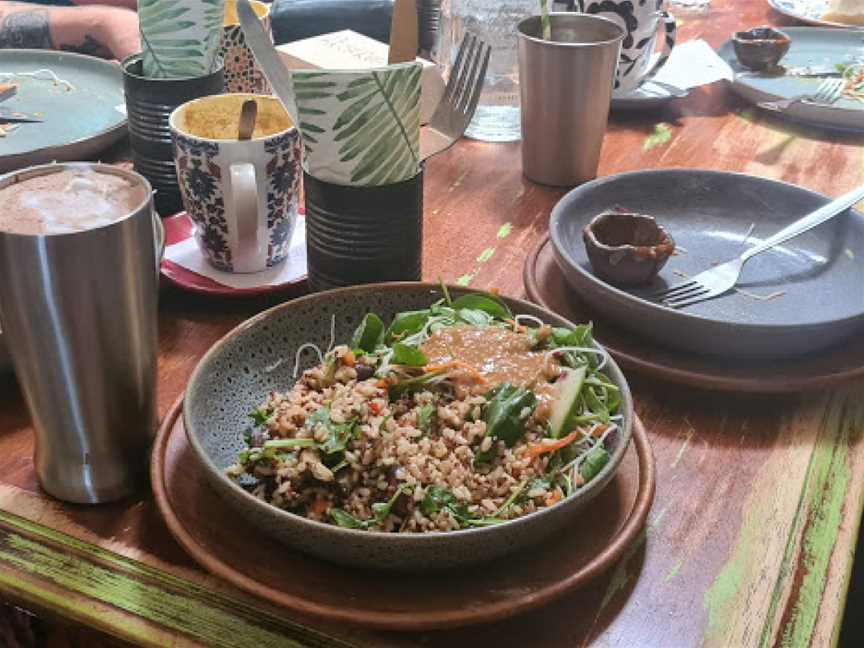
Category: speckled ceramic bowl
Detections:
[{"x1": 183, "y1": 283, "x2": 634, "y2": 571}]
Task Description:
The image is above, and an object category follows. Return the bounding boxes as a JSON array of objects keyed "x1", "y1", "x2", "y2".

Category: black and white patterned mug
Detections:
[
  {"x1": 577, "y1": 0, "x2": 677, "y2": 93},
  {"x1": 169, "y1": 94, "x2": 302, "y2": 274}
]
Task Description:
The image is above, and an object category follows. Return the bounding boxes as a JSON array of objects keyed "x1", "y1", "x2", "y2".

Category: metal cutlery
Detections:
[
  {"x1": 758, "y1": 77, "x2": 845, "y2": 112},
  {"x1": 237, "y1": 0, "x2": 299, "y2": 125},
  {"x1": 419, "y1": 32, "x2": 490, "y2": 161},
  {"x1": 654, "y1": 183, "x2": 864, "y2": 309}
]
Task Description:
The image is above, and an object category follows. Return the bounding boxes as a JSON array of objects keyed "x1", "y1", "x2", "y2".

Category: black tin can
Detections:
[
  {"x1": 122, "y1": 55, "x2": 224, "y2": 216},
  {"x1": 304, "y1": 169, "x2": 424, "y2": 292}
]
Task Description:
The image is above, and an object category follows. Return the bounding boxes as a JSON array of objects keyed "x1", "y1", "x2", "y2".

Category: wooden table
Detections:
[{"x1": 1, "y1": 1, "x2": 863, "y2": 646}]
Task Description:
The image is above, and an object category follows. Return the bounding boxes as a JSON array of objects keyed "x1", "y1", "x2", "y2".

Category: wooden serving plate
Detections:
[
  {"x1": 525, "y1": 236, "x2": 864, "y2": 393},
  {"x1": 151, "y1": 396, "x2": 656, "y2": 631}
]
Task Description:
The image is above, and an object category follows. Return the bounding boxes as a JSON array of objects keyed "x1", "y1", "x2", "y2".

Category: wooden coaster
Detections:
[
  {"x1": 524, "y1": 235, "x2": 864, "y2": 393},
  {"x1": 151, "y1": 396, "x2": 656, "y2": 631}
]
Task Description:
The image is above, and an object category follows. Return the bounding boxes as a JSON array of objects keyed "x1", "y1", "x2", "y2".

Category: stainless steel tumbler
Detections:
[
  {"x1": 0, "y1": 163, "x2": 159, "y2": 504},
  {"x1": 517, "y1": 14, "x2": 624, "y2": 186}
]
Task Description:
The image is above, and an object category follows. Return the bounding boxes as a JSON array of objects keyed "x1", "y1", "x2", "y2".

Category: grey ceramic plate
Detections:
[
  {"x1": 767, "y1": 0, "x2": 859, "y2": 28},
  {"x1": 183, "y1": 283, "x2": 634, "y2": 571},
  {"x1": 0, "y1": 50, "x2": 127, "y2": 172},
  {"x1": 718, "y1": 28, "x2": 864, "y2": 131},
  {"x1": 611, "y1": 80, "x2": 688, "y2": 111},
  {"x1": 550, "y1": 169, "x2": 864, "y2": 359}
]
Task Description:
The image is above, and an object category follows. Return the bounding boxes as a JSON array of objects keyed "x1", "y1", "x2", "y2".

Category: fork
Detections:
[
  {"x1": 419, "y1": 32, "x2": 491, "y2": 161},
  {"x1": 654, "y1": 184, "x2": 864, "y2": 309},
  {"x1": 758, "y1": 77, "x2": 845, "y2": 113}
]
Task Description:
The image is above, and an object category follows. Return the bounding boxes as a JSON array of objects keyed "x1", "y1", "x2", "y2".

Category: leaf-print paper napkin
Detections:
[
  {"x1": 292, "y1": 62, "x2": 422, "y2": 186},
  {"x1": 138, "y1": 0, "x2": 225, "y2": 79}
]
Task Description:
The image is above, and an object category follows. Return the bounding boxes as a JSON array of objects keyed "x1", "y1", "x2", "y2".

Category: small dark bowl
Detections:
[
  {"x1": 732, "y1": 27, "x2": 791, "y2": 71},
  {"x1": 582, "y1": 212, "x2": 675, "y2": 286}
]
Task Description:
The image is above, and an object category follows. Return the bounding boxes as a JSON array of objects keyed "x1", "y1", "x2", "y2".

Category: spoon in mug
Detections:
[{"x1": 238, "y1": 99, "x2": 258, "y2": 141}]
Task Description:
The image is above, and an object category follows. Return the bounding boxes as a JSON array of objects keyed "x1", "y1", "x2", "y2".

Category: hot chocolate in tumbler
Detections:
[{"x1": 0, "y1": 162, "x2": 160, "y2": 504}]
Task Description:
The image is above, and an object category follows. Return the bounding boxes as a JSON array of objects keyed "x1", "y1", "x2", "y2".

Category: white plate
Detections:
[{"x1": 768, "y1": 0, "x2": 862, "y2": 29}]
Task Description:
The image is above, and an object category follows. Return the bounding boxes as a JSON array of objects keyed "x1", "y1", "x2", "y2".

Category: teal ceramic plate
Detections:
[
  {"x1": 767, "y1": 0, "x2": 858, "y2": 28},
  {"x1": 718, "y1": 27, "x2": 864, "y2": 131},
  {"x1": 0, "y1": 50, "x2": 126, "y2": 172}
]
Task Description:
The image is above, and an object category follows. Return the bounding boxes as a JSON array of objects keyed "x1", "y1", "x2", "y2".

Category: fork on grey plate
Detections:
[
  {"x1": 654, "y1": 183, "x2": 864, "y2": 309},
  {"x1": 757, "y1": 77, "x2": 845, "y2": 113},
  {"x1": 419, "y1": 32, "x2": 490, "y2": 161}
]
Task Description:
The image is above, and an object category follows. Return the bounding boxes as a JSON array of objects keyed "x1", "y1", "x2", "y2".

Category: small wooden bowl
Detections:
[
  {"x1": 582, "y1": 212, "x2": 675, "y2": 286},
  {"x1": 732, "y1": 27, "x2": 791, "y2": 71}
]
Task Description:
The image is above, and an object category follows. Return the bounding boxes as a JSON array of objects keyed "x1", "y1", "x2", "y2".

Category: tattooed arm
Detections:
[{"x1": 0, "y1": 2, "x2": 140, "y2": 61}]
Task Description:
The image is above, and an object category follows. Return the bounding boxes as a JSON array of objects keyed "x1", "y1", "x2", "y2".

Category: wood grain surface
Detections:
[{"x1": 0, "y1": 1, "x2": 862, "y2": 646}]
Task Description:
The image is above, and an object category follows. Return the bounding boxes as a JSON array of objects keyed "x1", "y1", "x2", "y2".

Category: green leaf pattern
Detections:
[
  {"x1": 291, "y1": 63, "x2": 422, "y2": 186},
  {"x1": 138, "y1": 0, "x2": 224, "y2": 79}
]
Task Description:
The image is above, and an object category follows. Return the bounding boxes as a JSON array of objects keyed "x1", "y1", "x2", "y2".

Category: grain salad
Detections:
[{"x1": 227, "y1": 290, "x2": 622, "y2": 533}]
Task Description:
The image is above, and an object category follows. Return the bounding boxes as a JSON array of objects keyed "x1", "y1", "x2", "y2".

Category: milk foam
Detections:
[{"x1": 0, "y1": 169, "x2": 147, "y2": 236}]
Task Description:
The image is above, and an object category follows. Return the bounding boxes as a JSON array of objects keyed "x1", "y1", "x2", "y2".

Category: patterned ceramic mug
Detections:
[
  {"x1": 169, "y1": 94, "x2": 302, "y2": 273},
  {"x1": 220, "y1": 0, "x2": 272, "y2": 94},
  {"x1": 577, "y1": 0, "x2": 677, "y2": 94}
]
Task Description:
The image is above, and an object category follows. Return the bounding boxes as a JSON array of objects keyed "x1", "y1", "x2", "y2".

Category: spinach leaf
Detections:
[
  {"x1": 417, "y1": 403, "x2": 435, "y2": 433},
  {"x1": 249, "y1": 408, "x2": 269, "y2": 426},
  {"x1": 420, "y1": 486, "x2": 471, "y2": 521},
  {"x1": 371, "y1": 484, "x2": 411, "y2": 524},
  {"x1": 305, "y1": 406, "x2": 356, "y2": 456},
  {"x1": 483, "y1": 383, "x2": 537, "y2": 447},
  {"x1": 451, "y1": 293, "x2": 512, "y2": 320},
  {"x1": 457, "y1": 308, "x2": 494, "y2": 327},
  {"x1": 329, "y1": 508, "x2": 368, "y2": 529},
  {"x1": 351, "y1": 312, "x2": 385, "y2": 352},
  {"x1": 580, "y1": 447, "x2": 610, "y2": 483},
  {"x1": 386, "y1": 310, "x2": 429, "y2": 342},
  {"x1": 391, "y1": 342, "x2": 428, "y2": 366},
  {"x1": 551, "y1": 324, "x2": 594, "y2": 348}
]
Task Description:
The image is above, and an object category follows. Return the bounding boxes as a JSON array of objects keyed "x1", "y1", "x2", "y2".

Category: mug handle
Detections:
[
  {"x1": 229, "y1": 162, "x2": 267, "y2": 273},
  {"x1": 634, "y1": 11, "x2": 677, "y2": 87}
]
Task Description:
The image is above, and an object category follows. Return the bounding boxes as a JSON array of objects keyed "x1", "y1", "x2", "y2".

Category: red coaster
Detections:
[{"x1": 159, "y1": 211, "x2": 308, "y2": 298}]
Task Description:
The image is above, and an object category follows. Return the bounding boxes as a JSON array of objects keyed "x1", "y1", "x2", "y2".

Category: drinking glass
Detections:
[{"x1": 434, "y1": 0, "x2": 539, "y2": 142}]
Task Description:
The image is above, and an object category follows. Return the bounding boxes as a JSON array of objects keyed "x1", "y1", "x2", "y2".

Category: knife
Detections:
[
  {"x1": 388, "y1": 0, "x2": 418, "y2": 64},
  {"x1": 0, "y1": 106, "x2": 42, "y2": 123},
  {"x1": 236, "y1": 0, "x2": 299, "y2": 125}
]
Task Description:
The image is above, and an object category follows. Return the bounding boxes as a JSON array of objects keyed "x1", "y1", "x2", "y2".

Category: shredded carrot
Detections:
[
  {"x1": 526, "y1": 429, "x2": 582, "y2": 459},
  {"x1": 544, "y1": 489, "x2": 562, "y2": 507},
  {"x1": 369, "y1": 401, "x2": 382, "y2": 415},
  {"x1": 592, "y1": 424, "x2": 608, "y2": 438},
  {"x1": 376, "y1": 378, "x2": 392, "y2": 389},
  {"x1": 311, "y1": 497, "x2": 329, "y2": 516},
  {"x1": 424, "y1": 360, "x2": 486, "y2": 382},
  {"x1": 342, "y1": 350, "x2": 355, "y2": 367}
]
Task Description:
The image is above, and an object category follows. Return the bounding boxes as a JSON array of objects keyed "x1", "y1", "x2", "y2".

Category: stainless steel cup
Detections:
[
  {"x1": 517, "y1": 14, "x2": 624, "y2": 187},
  {"x1": 0, "y1": 163, "x2": 160, "y2": 504}
]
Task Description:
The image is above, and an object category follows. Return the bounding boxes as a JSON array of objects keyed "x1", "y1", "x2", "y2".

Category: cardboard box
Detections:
[{"x1": 277, "y1": 30, "x2": 445, "y2": 124}]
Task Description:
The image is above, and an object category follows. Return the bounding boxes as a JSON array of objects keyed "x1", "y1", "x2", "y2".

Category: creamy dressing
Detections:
[{"x1": 420, "y1": 326, "x2": 559, "y2": 419}]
